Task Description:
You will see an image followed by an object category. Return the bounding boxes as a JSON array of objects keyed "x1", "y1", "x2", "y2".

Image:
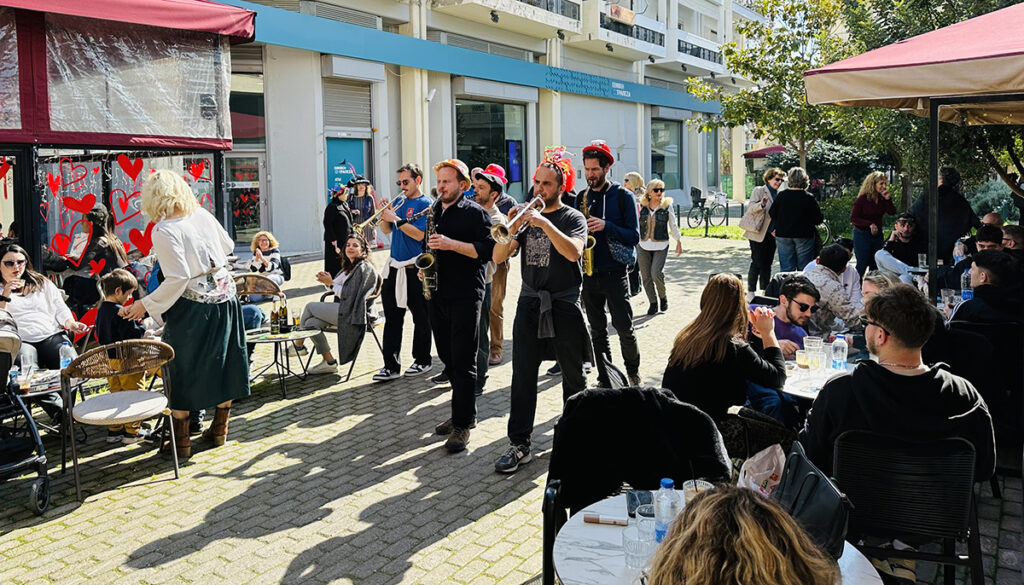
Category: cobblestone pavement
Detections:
[{"x1": 0, "y1": 237, "x2": 1019, "y2": 585}]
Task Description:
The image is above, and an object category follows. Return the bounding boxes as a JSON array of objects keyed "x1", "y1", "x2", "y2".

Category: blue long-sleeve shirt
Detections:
[{"x1": 575, "y1": 181, "x2": 640, "y2": 271}]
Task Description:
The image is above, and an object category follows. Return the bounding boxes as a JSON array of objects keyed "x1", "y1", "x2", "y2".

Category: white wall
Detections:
[{"x1": 561, "y1": 94, "x2": 642, "y2": 183}]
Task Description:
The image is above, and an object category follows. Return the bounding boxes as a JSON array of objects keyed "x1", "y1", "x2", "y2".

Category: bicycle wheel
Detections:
[
  {"x1": 817, "y1": 223, "x2": 833, "y2": 246},
  {"x1": 686, "y1": 207, "x2": 704, "y2": 229},
  {"x1": 709, "y1": 204, "x2": 727, "y2": 226}
]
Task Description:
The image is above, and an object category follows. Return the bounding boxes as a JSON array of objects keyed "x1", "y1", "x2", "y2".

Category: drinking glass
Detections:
[
  {"x1": 293, "y1": 316, "x2": 300, "y2": 328},
  {"x1": 634, "y1": 504, "x2": 656, "y2": 541},
  {"x1": 682, "y1": 479, "x2": 714, "y2": 505},
  {"x1": 795, "y1": 350, "x2": 809, "y2": 369},
  {"x1": 918, "y1": 253, "x2": 929, "y2": 269},
  {"x1": 803, "y1": 336, "x2": 823, "y2": 352},
  {"x1": 808, "y1": 350, "x2": 825, "y2": 371},
  {"x1": 622, "y1": 526, "x2": 656, "y2": 570}
]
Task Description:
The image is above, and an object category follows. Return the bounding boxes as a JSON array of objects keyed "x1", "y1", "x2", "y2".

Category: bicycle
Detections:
[
  {"x1": 686, "y1": 191, "x2": 728, "y2": 229},
  {"x1": 816, "y1": 222, "x2": 833, "y2": 247}
]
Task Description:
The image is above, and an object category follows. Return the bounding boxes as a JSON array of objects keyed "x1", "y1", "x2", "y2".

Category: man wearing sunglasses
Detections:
[{"x1": 805, "y1": 244, "x2": 862, "y2": 336}]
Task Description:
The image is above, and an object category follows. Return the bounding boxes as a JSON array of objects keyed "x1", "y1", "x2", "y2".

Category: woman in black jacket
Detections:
[
  {"x1": 323, "y1": 186, "x2": 353, "y2": 275},
  {"x1": 768, "y1": 167, "x2": 823, "y2": 272}
]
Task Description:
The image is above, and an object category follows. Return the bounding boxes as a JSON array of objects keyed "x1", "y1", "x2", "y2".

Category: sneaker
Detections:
[
  {"x1": 583, "y1": 362, "x2": 593, "y2": 374},
  {"x1": 307, "y1": 360, "x2": 339, "y2": 375},
  {"x1": 121, "y1": 432, "x2": 145, "y2": 444},
  {"x1": 474, "y1": 386, "x2": 484, "y2": 397},
  {"x1": 646, "y1": 304, "x2": 658, "y2": 316},
  {"x1": 435, "y1": 417, "x2": 477, "y2": 436},
  {"x1": 445, "y1": 427, "x2": 470, "y2": 453},
  {"x1": 495, "y1": 443, "x2": 532, "y2": 473},
  {"x1": 286, "y1": 345, "x2": 309, "y2": 357},
  {"x1": 488, "y1": 350, "x2": 502, "y2": 366},
  {"x1": 628, "y1": 372, "x2": 642, "y2": 387},
  {"x1": 372, "y1": 367, "x2": 401, "y2": 382},
  {"x1": 429, "y1": 372, "x2": 449, "y2": 385},
  {"x1": 546, "y1": 363, "x2": 561, "y2": 376},
  {"x1": 404, "y1": 362, "x2": 432, "y2": 376},
  {"x1": 660, "y1": 298, "x2": 668, "y2": 312},
  {"x1": 106, "y1": 430, "x2": 123, "y2": 443}
]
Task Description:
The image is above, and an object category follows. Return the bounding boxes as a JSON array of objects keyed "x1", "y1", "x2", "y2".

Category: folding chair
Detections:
[{"x1": 313, "y1": 273, "x2": 384, "y2": 382}]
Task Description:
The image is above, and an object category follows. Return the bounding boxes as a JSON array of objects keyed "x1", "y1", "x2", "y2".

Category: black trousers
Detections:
[
  {"x1": 581, "y1": 268, "x2": 640, "y2": 375},
  {"x1": 429, "y1": 298, "x2": 481, "y2": 429},
  {"x1": 324, "y1": 242, "x2": 341, "y2": 277},
  {"x1": 748, "y1": 236, "x2": 776, "y2": 292},
  {"x1": 380, "y1": 265, "x2": 432, "y2": 372},
  {"x1": 508, "y1": 297, "x2": 588, "y2": 447}
]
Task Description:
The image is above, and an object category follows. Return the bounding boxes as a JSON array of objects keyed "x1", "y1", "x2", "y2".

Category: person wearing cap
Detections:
[
  {"x1": 322, "y1": 184, "x2": 353, "y2": 277},
  {"x1": 472, "y1": 164, "x2": 512, "y2": 366},
  {"x1": 347, "y1": 175, "x2": 376, "y2": 243},
  {"x1": 375, "y1": 163, "x2": 435, "y2": 381},
  {"x1": 575, "y1": 140, "x2": 642, "y2": 387},
  {"x1": 492, "y1": 147, "x2": 588, "y2": 473},
  {"x1": 874, "y1": 213, "x2": 927, "y2": 284},
  {"x1": 425, "y1": 158, "x2": 494, "y2": 454}
]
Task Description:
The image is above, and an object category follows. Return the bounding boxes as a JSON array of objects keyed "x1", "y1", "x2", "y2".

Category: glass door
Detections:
[{"x1": 224, "y1": 154, "x2": 265, "y2": 245}]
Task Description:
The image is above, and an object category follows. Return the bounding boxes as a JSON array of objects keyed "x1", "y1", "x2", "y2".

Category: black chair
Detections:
[
  {"x1": 763, "y1": 271, "x2": 804, "y2": 298},
  {"x1": 833, "y1": 430, "x2": 983, "y2": 585},
  {"x1": 541, "y1": 386, "x2": 731, "y2": 585}
]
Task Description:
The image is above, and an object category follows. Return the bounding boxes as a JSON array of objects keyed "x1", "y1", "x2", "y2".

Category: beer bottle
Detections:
[
  {"x1": 280, "y1": 301, "x2": 290, "y2": 333},
  {"x1": 270, "y1": 300, "x2": 280, "y2": 334}
]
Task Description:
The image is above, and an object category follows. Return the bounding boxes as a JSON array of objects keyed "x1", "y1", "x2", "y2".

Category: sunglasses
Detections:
[
  {"x1": 650, "y1": 188, "x2": 665, "y2": 193},
  {"x1": 2, "y1": 259, "x2": 26, "y2": 268},
  {"x1": 769, "y1": 177, "x2": 784, "y2": 182},
  {"x1": 395, "y1": 179, "x2": 413, "y2": 187},
  {"x1": 793, "y1": 300, "x2": 819, "y2": 313},
  {"x1": 861, "y1": 316, "x2": 890, "y2": 335}
]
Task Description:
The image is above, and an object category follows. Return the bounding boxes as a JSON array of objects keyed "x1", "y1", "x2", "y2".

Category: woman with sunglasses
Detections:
[
  {"x1": 743, "y1": 167, "x2": 784, "y2": 292},
  {"x1": 638, "y1": 179, "x2": 682, "y2": 315},
  {"x1": 0, "y1": 244, "x2": 90, "y2": 370}
]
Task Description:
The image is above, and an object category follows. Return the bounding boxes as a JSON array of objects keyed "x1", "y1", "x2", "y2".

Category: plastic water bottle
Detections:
[
  {"x1": 653, "y1": 478, "x2": 682, "y2": 543},
  {"x1": 8, "y1": 366, "x2": 18, "y2": 392},
  {"x1": 59, "y1": 342, "x2": 75, "y2": 370},
  {"x1": 953, "y1": 240, "x2": 967, "y2": 265},
  {"x1": 831, "y1": 335, "x2": 848, "y2": 370},
  {"x1": 961, "y1": 269, "x2": 973, "y2": 301}
]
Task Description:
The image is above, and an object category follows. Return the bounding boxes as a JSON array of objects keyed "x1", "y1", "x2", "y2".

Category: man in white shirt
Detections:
[
  {"x1": 805, "y1": 244, "x2": 862, "y2": 335},
  {"x1": 804, "y1": 236, "x2": 861, "y2": 310}
]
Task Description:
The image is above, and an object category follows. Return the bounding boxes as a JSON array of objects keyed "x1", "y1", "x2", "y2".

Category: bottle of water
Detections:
[
  {"x1": 961, "y1": 269, "x2": 973, "y2": 301},
  {"x1": 953, "y1": 240, "x2": 967, "y2": 265},
  {"x1": 653, "y1": 478, "x2": 682, "y2": 543},
  {"x1": 59, "y1": 342, "x2": 75, "y2": 370},
  {"x1": 831, "y1": 335, "x2": 848, "y2": 370},
  {"x1": 8, "y1": 365, "x2": 19, "y2": 392}
]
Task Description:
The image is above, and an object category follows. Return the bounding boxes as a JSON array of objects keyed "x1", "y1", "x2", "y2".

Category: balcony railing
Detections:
[
  {"x1": 678, "y1": 40, "x2": 722, "y2": 64},
  {"x1": 599, "y1": 13, "x2": 665, "y2": 46},
  {"x1": 518, "y1": 0, "x2": 581, "y2": 20}
]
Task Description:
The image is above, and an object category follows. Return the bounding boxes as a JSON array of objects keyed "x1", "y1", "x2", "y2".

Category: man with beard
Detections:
[
  {"x1": 424, "y1": 159, "x2": 494, "y2": 454},
  {"x1": 492, "y1": 148, "x2": 588, "y2": 474},
  {"x1": 574, "y1": 140, "x2": 641, "y2": 386}
]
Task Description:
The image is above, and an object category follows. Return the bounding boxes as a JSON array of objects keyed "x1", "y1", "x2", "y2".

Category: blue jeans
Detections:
[
  {"x1": 776, "y1": 237, "x2": 815, "y2": 272},
  {"x1": 746, "y1": 382, "x2": 801, "y2": 429},
  {"x1": 852, "y1": 227, "x2": 883, "y2": 277}
]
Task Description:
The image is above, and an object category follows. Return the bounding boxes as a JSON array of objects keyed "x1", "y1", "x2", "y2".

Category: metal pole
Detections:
[{"x1": 928, "y1": 100, "x2": 939, "y2": 300}]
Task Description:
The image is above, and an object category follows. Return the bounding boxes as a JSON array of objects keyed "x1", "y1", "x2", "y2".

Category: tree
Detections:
[{"x1": 687, "y1": 0, "x2": 843, "y2": 169}]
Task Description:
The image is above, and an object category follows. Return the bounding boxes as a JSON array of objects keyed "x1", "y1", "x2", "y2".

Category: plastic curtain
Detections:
[{"x1": 0, "y1": 8, "x2": 20, "y2": 129}]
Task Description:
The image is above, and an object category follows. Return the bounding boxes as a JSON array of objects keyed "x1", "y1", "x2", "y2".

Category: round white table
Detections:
[
  {"x1": 553, "y1": 492, "x2": 882, "y2": 585},
  {"x1": 781, "y1": 363, "x2": 854, "y2": 400}
]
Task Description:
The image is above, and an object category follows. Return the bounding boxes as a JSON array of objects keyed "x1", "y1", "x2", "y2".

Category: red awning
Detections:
[
  {"x1": 0, "y1": 0, "x2": 255, "y2": 40},
  {"x1": 743, "y1": 145, "x2": 786, "y2": 159}
]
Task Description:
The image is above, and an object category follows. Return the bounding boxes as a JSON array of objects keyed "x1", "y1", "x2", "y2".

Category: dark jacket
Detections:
[
  {"x1": 909, "y1": 185, "x2": 980, "y2": 261},
  {"x1": 323, "y1": 197, "x2": 353, "y2": 245},
  {"x1": 948, "y1": 283, "x2": 1024, "y2": 324},
  {"x1": 799, "y1": 360, "x2": 995, "y2": 481},
  {"x1": 547, "y1": 386, "x2": 731, "y2": 513},
  {"x1": 768, "y1": 189, "x2": 823, "y2": 239},
  {"x1": 575, "y1": 181, "x2": 640, "y2": 271},
  {"x1": 429, "y1": 196, "x2": 494, "y2": 302},
  {"x1": 96, "y1": 301, "x2": 146, "y2": 358}
]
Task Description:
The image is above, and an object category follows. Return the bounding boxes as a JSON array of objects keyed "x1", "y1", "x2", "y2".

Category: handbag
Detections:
[
  {"x1": 770, "y1": 441, "x2": 852, "y2": 559},
  {"x1": 739, "y1": 206, "x2": 766, "y2": 232}
]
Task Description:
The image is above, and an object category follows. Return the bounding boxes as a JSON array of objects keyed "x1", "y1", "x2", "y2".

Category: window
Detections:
[
  {"x1": 651, "y1": 119, "x2": 681, "y2": 190},
  {"x1": 455, "y1": 100, "x2": 527, "y2": 200}
]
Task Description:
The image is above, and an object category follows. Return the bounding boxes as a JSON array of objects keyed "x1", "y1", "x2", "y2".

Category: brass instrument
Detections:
[
  {"x1": 355, "y1": 195, "x2": 406, "y2": 232},
  {"x1": 490, "y1": 196, "x2": 544, "y2": 245},
  {"x1": 415, "y1": 201, "x2": 439, "y2": 300},
  {"x1": 580, "y1": 188, "x2": 595, "y2": 276}
]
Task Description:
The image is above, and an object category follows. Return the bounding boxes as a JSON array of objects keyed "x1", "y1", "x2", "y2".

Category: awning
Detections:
[
  {"x1": 0, "y1": 0, "x2": 255, "y2": 40},
  {"x1": 743, "y1": 145, "x2": 786, "y2": 159},
  {"x1": 803, "y1": 2, "x2": 1024, "y2": 124}
]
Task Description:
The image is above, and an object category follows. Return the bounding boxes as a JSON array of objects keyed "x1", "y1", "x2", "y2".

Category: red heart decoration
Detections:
[
  {"x1": 63, "y1": 193, "x2": 96, "y2": 215},
  {"x1": 118, "y1": 154, "x2": 144, "y2": 182},
  {"x1": 39, "y1": 201, "x2": 49, "y2": 222},
  {"x1": 50, "y1": 219, "x2": 93, "y2": 267},
  {"x1": 0, "y1": 161, "x2": 10, "y2": 180},
  {"x1": 46, "y1": 172, "x2": 61, "y2": 197},
  {"x1": 73, "y1": 308, "x2": 97, "y2": 343},
  {"x1": 234, "y1": 171, "x2": 244, "y2": 181},
  {"x1": 129, "y1": 222, "x2": 155, "y2": 256},
  {"x1": 92, "y1": 167, "x2": 100, "y2": 174},
  {"x1": 59, "y1": 158, "x2": 88, "y2": 191},
  {"x1": 108, "y1": 189, "x2": 141, "y2": 225},
  {"x1": 188, "y1": 162, "x2": 206, "y2": 182},
  {"x1": 198, "y1": 192, "x2": 213, "y2": 211},
  {"x1": 88, "y1": 258, "x2": 105, "y2": 276},
  {"x1": 232, "y1": 210, "x2": 240, "y2": 217},
  {"x1": 239, "y1": 193, "x2": 248, "y2": 203},
  {"x1": 123, "y1": 241, "x2": 131, "y2": 255}
]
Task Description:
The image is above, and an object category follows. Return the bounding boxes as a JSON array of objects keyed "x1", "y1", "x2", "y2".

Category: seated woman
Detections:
[
  {"x1": 247, "y1": 230, "x2": 285, "y2": 285},
  {"x1": 62, "y1": 207, "x2": 130, "y2": 316},
  {"x1": 647, "y1": 485, "x2": 838, "y2": 585},
  {"x1": 290, "y1": 235, "x2": 378, "y2": 375}
]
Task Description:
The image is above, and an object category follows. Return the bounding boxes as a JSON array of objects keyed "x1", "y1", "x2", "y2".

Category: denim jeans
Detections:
[
  {"x1": 852, "y1": 227, "x2": 883, "y2": 277},
  {"x1": 746, "y1": 382, "x2": 802, "y2": 429},
  {"x1": 874, "y1": 250, "x2": 916, "y2": 284},
  {"x1": 776, "y1": 237, "x2": 815, "y2": 272}
]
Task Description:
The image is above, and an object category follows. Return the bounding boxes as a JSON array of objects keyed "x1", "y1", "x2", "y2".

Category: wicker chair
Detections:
[
  {"x1": 235, "y1": 273, "x2": 286, "y2": 302},
  {"x1": 63, "y1": 340, "x2": 177, "y2": 501}
]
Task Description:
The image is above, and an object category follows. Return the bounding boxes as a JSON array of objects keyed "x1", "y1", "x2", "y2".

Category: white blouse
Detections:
[
  {"x1": 6, "y1": 279, "x2": 74, "y2": 343},
  {"x1": 141, "y1": 208, "x2": 234, "y2": 320}
]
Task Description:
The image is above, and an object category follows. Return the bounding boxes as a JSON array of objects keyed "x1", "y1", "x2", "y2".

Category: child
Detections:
[{"x1": 95, "y1": 269, "x2": 147, "y2": 444}]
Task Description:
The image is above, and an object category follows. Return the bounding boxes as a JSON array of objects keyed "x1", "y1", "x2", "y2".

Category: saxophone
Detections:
[
  {"x1": 414, "y1": 201, "x2": 439, "y2": 300},
  {"x1": 580, "y1": 188, "x2": 596, "y2": 276}
]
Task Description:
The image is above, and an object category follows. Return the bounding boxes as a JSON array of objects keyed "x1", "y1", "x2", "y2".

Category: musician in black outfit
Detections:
[
  {"x1": 424, "y1": 159, "x2": 494, "y2": 454},
  {"x1": 322, "y1": 186, "x2": 353, "y2": 276}
]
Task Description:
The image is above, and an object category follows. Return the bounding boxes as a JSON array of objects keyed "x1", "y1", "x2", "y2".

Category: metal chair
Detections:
[
  {"x1": 833, "y1": 430, "x2": 983, "y2": 585},
  {"x1": 312, "y1": 273, "x2": 384, "y2": 382},
  {"x1": 63, "y1": 340, "x2": 177, "y2": 501}
]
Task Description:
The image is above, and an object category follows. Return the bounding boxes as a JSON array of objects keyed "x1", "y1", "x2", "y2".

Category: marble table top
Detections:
[
  {"x1": 553, "y1": 492, "x2": 883, "y2": 585},
  {"x1": 781, "y1": 363, "x2": 854, "y2": 400}
]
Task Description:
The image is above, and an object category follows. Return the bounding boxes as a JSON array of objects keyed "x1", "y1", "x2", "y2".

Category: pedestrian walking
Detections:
[
  {"x1": 742, "y1": 167, "x2": 782, "y2": 292},
  {"x1": 637, "y1": 178, "x2": 682, "y2": 315}
]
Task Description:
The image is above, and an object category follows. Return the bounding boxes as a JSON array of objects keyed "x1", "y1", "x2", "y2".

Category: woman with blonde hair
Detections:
[
  {"x1": 120, "y1": 169, "x2": 249, "y2": 458},
  {"x1": 743, "y1": 167, "x2": 784, "y2": 292},
  {"x1": 247, "y1": 230, "x2": 285, "y2": 285},
  {"x1": 661, "y1": 273, "x2": 785, "y2": 421},
  {"x1": 648, "y1": 485, "x2": 839, "y2": 585},
  {"x1": 638, "y1": 178, "x2": 682, "y2": 315},
  {"x1": 624, "y1": 171, "x2": 646, "y2": 198},
  {"x1": 850, "y1": 171, "x2": 897, "y2": 277}
]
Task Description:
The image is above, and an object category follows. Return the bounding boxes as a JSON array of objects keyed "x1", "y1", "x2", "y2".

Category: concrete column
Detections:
[
  {"x1": 539, "y1": 37, "x2": 562, "y2": 149},
  {"x1": 731, "y1": 125, "x2": 746, "y2": 201},
  {"x1": 398, "y1": 2, "x2": 430, "y2": 189},
  {"x1": 633, "y1": 61, "x2": 646, "y2": 177}
]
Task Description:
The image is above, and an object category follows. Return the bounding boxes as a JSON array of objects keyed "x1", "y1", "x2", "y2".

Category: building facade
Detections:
[{"x1": 219, "y1": 0, "x2": 760, "y2": 255}]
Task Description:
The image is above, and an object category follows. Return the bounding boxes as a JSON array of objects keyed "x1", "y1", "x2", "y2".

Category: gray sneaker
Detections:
[
  {"x1": 404, "y1": 362, "x2": 432, "y2": 376},
  {"x1": 445, "y1": 427, "x2": 471, "y2": 453},
  {"x1": 495, "y1": 443, "x2": 532, "y2": 473}
]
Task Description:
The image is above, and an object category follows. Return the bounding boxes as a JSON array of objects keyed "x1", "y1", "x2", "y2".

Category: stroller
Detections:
[{"x1": 0, "y1": 309, "x2": 50, "y2": 514}]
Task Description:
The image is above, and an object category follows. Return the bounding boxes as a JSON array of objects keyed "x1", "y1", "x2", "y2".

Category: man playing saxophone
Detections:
[
  {"x1": 423, "y1": 159, "x2": 494, "y2": 454},
  {"x1": 492, "y1": 147, "x2": 589, "y2": 474}
]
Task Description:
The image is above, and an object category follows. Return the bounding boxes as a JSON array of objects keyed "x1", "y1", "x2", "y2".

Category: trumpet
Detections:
[
  {"x1": 355, "y1": 195, "x2": 406, "y2": 231},
  {"x1": 491, "y1": 196, "x2": 544, "y2": 245}
]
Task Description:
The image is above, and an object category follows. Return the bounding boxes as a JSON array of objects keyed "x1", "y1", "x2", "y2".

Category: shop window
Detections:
[
  {"x1": 651, "y1": 119, "x2": 681, "y2": 191},
  {"x1": 455, "y1": 99, "x2": 526, "y2": 200},
  {"x1": 705, "y1": 128, "x2": 719, "y2": 188},
  {"x1": 230, "y1": 73, "x2": 265, "y2": 147},
  {"x1": 0, "y1": 8, "x2": 19, "y2": 129}
]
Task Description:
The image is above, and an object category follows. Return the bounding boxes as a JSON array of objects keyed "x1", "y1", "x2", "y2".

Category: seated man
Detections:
[
  {"x1": 934, "y1": 224, "x2": 1005, "y2": 289},
  {"x1": 805, "y1": 244, "x2": 861, "y2": 335},
  {"x1": 1001, "y1": 224, "x2": 1024, "y2": 276},
  {"x1": 799, "y1": 283, "x2": 995, "y2": 482},
  {"x1": 964, "y1": 212, "x2": 1005, "y2": 255},
  {"x1": 874, "y1": 213, "x2": 926, "y2": 284},
  {"x1": 948, "y1": 249, "x2": 1023, "y2": 324},
  {"x1": 747, "y1": 275, "x2": 820, "y2": 427},
  {"x1": 804, "y1": 237, "x2": 861, "y2": 309}
]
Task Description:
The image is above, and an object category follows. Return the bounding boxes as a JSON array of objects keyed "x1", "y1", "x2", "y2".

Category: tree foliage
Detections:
[{"x1": 765, "y1": 139, "x2": 882, "y2": 192}]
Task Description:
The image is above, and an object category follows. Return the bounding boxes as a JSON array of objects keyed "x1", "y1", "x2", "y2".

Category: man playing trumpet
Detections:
[{"x1": 493, "y1": 147, "x2": 589, "y2": 474}]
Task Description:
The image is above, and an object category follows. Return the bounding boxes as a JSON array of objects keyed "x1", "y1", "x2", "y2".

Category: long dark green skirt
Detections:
[{"x1": 161, "y1": 296, "x2": 251, "y2": 411}]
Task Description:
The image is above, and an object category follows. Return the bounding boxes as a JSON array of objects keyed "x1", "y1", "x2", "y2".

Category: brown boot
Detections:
[
  {"x1": 161, "y1": 417, "x2": 191, "y2": 459},
  {"x1": 202, "y1": 406, "x2": 230, "y2": 447}
]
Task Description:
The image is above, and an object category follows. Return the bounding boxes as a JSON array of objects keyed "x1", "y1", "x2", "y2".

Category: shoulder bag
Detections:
[{"x1": 604, "y1": 185, "x2": 636, "y2": 266}]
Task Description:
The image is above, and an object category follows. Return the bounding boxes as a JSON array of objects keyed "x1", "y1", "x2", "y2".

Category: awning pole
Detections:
[{"x1": 928, "y1": 100, "x2": 939, "y2": 300}]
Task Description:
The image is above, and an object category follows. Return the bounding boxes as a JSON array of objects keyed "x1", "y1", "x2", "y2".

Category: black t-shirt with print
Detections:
[{"x1": 515, "y1": 205, "x2": 587, "y2": 293}]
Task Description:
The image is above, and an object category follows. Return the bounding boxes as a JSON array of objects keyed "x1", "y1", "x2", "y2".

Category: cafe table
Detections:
[
  {"x1": 781, "y1": 363, "x2": 855, "y2": 401},
  {"x1": 553, "y1": 492, "x2": 882, "y2": 585},
  {"x1": 245, "y1": 327, "x2": 319, "y2": 399}
]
